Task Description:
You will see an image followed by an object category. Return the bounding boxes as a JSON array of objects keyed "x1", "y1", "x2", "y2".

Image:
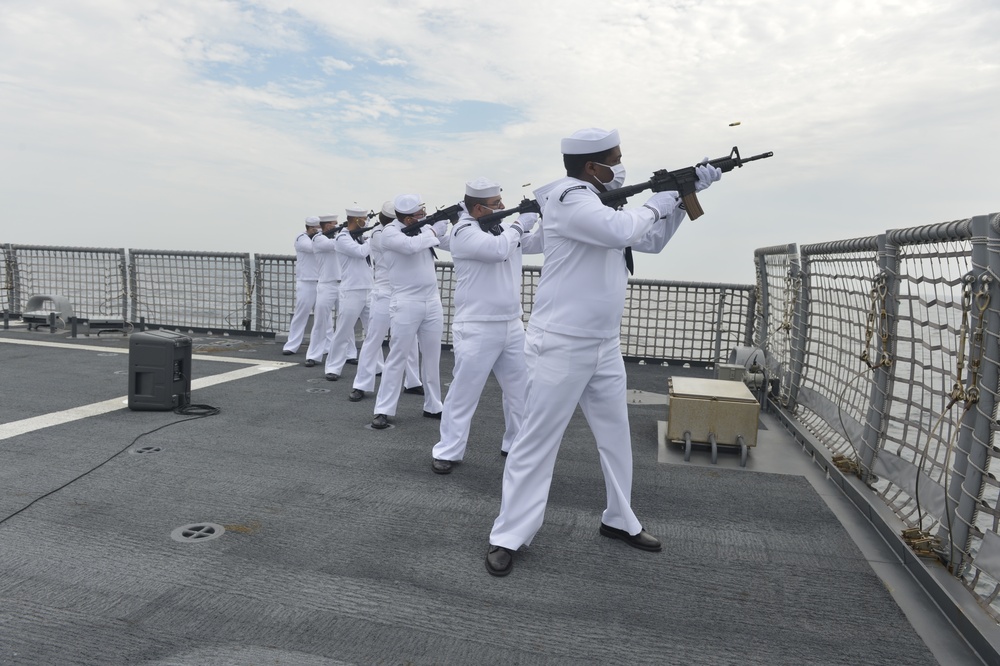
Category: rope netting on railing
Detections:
[
  {"x1": 622, "y1": 279, "x2": 753, "y2": 363},
  {"x1": 794, "y1": 239, "x2": 881, "y2": 465},
  {"x1": 253, "y1": 254, "x2": 296, "y2": 333},
  {"x1": 755, "y1": 213, "x2": 1000, "y2": 621},
  {"x1": 3, "y1": 243, "x2": 751, "y2": 361},
  {"x1": 753, "y1": 244, "x2": 798, "y2": 405},
  {"x1": 251, "y1": 258, "x2": 750, "y2": 360},
  {"x1": 951, "y1": 213, "x2": 1000, "y2": 613},
  {"x1": 436, "y1": 263, "x2": 457, "y2": 346},
  {"x1": 6, "y1": 245, "x2": 127, "y2": 323},
  {"x1": 520, "y1": 265, "x2": 542, "y2": 325},
  {"x1": 876, "y1": 232, "x2": 972, "y2": 538},
  {"x1": 130, "y1": 250, "x2": 253, "y2": 332}
]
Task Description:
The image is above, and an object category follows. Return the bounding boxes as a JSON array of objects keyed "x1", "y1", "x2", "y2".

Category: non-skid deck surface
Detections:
[{"x1": 0, "y1": 336, "x2": 936, "y2": 665}]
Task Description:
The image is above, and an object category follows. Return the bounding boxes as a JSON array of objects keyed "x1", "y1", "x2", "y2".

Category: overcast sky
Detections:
[{"x1": 2, "y1": 0, "x2": 997, "y2": 284}]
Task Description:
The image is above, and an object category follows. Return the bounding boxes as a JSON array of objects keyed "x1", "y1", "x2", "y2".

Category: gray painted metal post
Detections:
[
  {"x1": 241, "y1": 255, "x2": 253, "y2": 331},
  {"x1": 786, "y1": 253, "x2": 810, "y2": 409},
  {"x1": 253, "y1": 257, "x2": 264, "y2": 333},
  {"x1": 743, "y1": 286, "x2": 756, "y2": 347},
  {"x1": 2, "y1": 244, "x2": 12, "y2": 315},
  {"x1": 858, "y1": 234, "x2": 898, "y2": 482},
  {"x1": 754, "y1": 252, "x2": 770, "y2": 350},
  {"x1": 117, "y1": 249, "x2": 129, "y2": 323},
  {"x1": 942, "y1": 215, "x2": 999, "y2": 573},
  {"x1": 713, "y1": 290, "x2": 727, "y2": 362},
  {"x1": 128, "y1": 252, "x2": 138, "y2": 325},
  {"x1": 8, "y1": 246, "x2": 21, "y2": 316}
]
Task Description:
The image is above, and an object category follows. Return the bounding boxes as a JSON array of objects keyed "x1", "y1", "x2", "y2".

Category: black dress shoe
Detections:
[
  {"x1": 348, "y1": 389, "x2": 365, "y2": 402},
  {"x1": 431, "y1": 459, "x2": 453, "y2": 475},
  {"x1": 304, "y1": 359, "x2": 317, "y2": 367},
  {"x1": 325, "y1": 373, "x2": 339, "y2": 381},
  {"x1": 346, "y1": 358, "x2": 358, "y2": 365},
  {"x1": 403, "y1": 385, "x2": 425, "y2": 395},
  {"x1": 281, "y1": 350, "x2": 295, "y2": 355},
  {"x1": 371, "y1": 414, "x2": 389, "y2": 429},
  {"x1": 422, "y1": 411, "x2": 442, "y2": 419},
  {"x1": 598, "y1": 523, "x2": 662, "y2": 552},
  {"x1": 500, "y1": 449, "x2": 509, "y2": 457},
  {"x1": 485, "y1": 545, "x2": 513, "y2": 577}
]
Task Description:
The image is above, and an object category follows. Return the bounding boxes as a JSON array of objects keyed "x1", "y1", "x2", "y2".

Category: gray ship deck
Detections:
[{"x1": 0, "y1": 326, "x2": 990, "y2": 665}]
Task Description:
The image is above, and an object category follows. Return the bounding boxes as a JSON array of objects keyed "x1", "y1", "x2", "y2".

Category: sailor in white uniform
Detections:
[
  {"x1": 282, "y1": 216, "x2": 321, "y2": 355},
  {"x1": 349, "y1": 201, "x2": 421, "y2": 402},
  {"x1": 370, "y1": 194, "x2": 448, "y2": 429},
  {"x1": 304, "y1": 215, "x2": 342, "y2": 367},
  {"x1": 430, "y1": 177, "x2": 543, "y2": 474},
  {"x1": 324, "y1": 206, "x2": 374, "y2": 381},
  {"x1": 485, "y1": 128, "x2": 722, "y2": 576}
]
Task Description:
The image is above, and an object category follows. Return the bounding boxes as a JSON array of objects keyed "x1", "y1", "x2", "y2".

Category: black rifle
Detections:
[
  {"x1": 604, "y1": 147, "x2": 773, "y2": 219},
  {"x1": 331, "y1": 212, "x2": 377, "y2": 238},
  {"x1": 349, "y1": 225, "x2": 376, "y2": 240},
  {"x1": 400, "y1": 203, "x2": 463, "y2": 237},
  {"x1": 477, "y1": 146, "x2": 774, "y2": 225},
  {"x1": 477, "y1": 197, "x2": 542, "y2": 234}
]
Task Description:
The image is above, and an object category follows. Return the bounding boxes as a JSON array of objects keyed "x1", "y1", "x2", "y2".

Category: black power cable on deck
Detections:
[{"x1": 0, "y1": 404, "x2": 221, "y2": 527}]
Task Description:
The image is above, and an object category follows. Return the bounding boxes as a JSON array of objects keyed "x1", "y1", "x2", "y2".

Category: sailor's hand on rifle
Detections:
[
  {"x1": 694, "y1": 159, "x2": 722, "y2": 192},
  {"x1": 642, "y1": 191, "x2": 680, "y2": 219},
  {"x1": 432, "y1": 220, "x2": 449, "y2": 237},
  {"x1": 516, "y1": 212, "x2": 539, "y2": 232}
]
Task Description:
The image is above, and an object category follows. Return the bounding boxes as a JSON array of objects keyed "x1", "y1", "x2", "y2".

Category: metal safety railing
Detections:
[
  {"x1": 753, "y1": 243, "x2": 800, "y2": 406},
  {"x1": 755, "y1": 212, "x2": 1000, "y2": 621},
  {"x1": 0, "y1": 244, "x2": 752, "y2": 363},
  {"x1": 253, "y1": 254, "x2": 296, "y2": 334},
  {"x1": 2, "y1": 245, "x2": 127, "y2": 324},
  {"x1": 130, "y1": 250, "x2": 254, "y2": 332}
]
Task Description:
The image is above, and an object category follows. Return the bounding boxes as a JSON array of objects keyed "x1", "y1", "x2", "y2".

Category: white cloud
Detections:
[
  {"x1": 0, "y1": 0, "x2": 997, "y2": 284},
  {"x1": 319, "y1": 56, "x2": 353, "y2": 74}
]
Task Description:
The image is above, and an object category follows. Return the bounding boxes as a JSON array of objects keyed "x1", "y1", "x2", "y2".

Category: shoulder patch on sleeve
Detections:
[{"x1": 558, "y1": 185, "x2": 588, "y2": 202}]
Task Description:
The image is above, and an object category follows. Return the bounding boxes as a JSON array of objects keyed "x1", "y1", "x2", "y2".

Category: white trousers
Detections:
[
  {"x1": 432, "y1": 318, "x2": 527, "y2": 461},
  {"x1": 489, "y1": 326, "x2": 640, "y2": 550},
  {"x1": 324, "y1": 288, "x2": 369, "y2": 374},
  {"x1": 305, "y1": 281, "x2": 339, "y2": 362},
  {"x1": 373, "y1": 297, "x2": 443, "y2": 416},
  {"x1": 283, "y1": 280, "x2": 317, "y2": 353},
  {"x1": 353, "y1": 292, "x2": 419, "y2": 392}
]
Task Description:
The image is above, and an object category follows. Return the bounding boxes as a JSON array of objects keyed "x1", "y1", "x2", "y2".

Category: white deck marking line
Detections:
[
  {"x1": 0, "y1": 338, "x2": 296, "y2": 367},
  {"x1": 0, "y1": 365, "x2": 282, "y2": 441}
]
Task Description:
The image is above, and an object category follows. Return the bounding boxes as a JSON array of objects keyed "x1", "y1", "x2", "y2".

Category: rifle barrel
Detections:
[
  {"x1": 478, "y1": 198, "x2": 541, "y2": 227},
  {"x1": 478, "y1": 208, "x2": 521, "y2": 226},
  {"x1": 740, "y1": 151, "x2": 773, "y2": 164}
]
